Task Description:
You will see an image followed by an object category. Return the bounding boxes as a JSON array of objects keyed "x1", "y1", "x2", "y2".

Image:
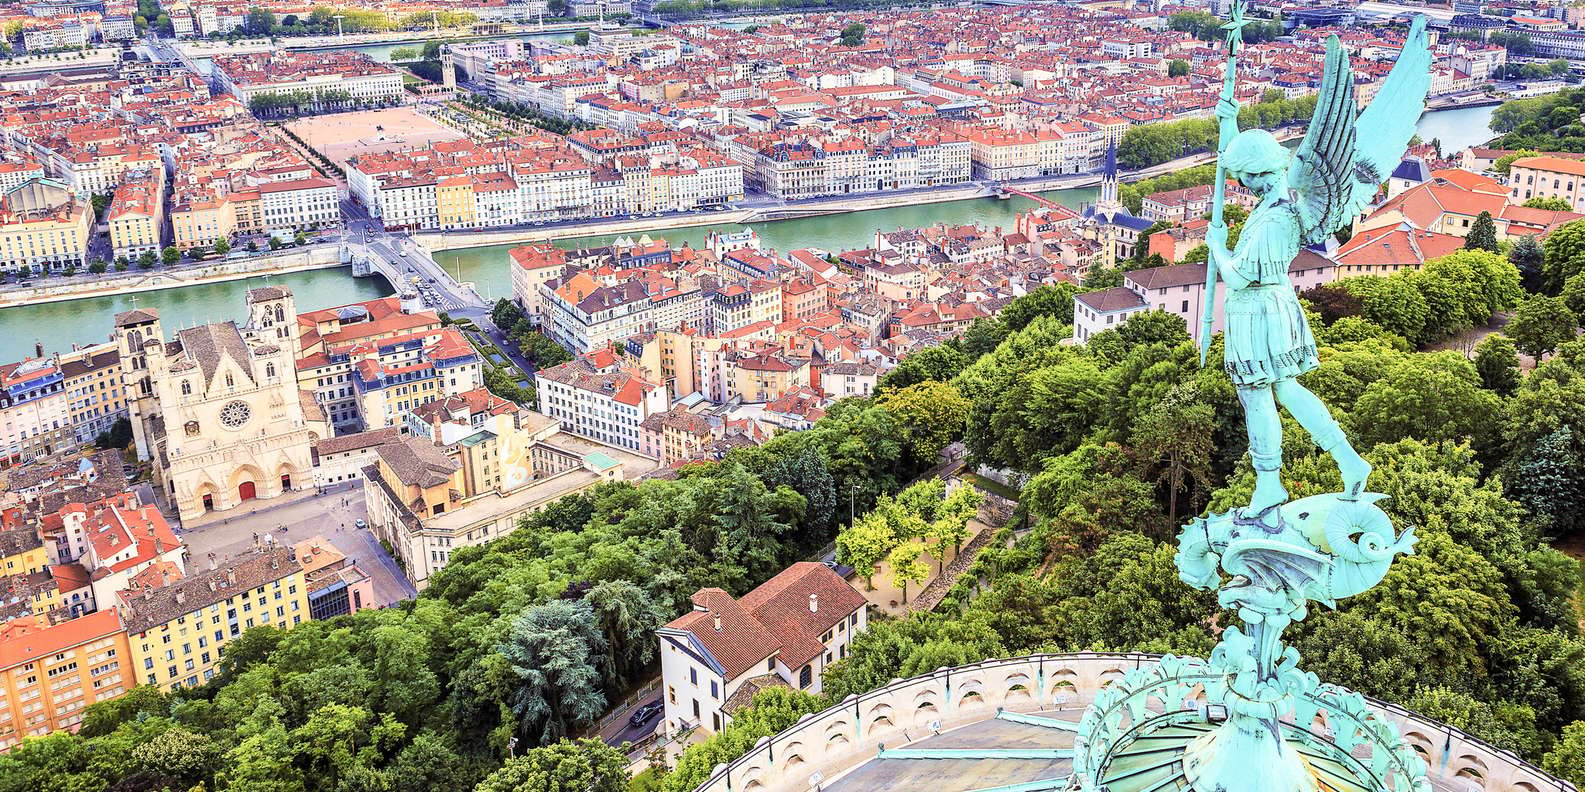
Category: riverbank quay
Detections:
[
  {"x1": 0, "y1": 245, "x2": 345, "y2": 310},
  {"x1": 414, "y1": 130, "x2": 1291, "y2": 253}
]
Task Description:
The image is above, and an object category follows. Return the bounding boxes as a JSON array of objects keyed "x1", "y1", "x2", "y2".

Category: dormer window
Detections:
[{"x1": 180, "y1": 381, "x2": 191, "y2": 396}]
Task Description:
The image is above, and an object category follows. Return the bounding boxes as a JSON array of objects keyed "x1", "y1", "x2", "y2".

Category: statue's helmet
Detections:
[{"x1": 1221, "y1": 129, "x2": 1289, "y2": 178}]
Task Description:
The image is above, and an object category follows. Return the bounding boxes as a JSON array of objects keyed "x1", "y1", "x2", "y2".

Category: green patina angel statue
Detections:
[{"x1": 1204, "y1": 16, "x2": 1431, "y2": 515}]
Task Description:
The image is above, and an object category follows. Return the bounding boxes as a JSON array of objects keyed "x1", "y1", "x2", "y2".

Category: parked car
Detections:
[
  {"x1": 354, "y1": 519, "x2": 367, "y2": 530},
  {"x1": 628, "y1": 701, "x2": 663, "y2": 728}
]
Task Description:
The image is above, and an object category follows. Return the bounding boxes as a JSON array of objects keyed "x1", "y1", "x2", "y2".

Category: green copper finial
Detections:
[{"x1": 1073, "y1": 15, "x2": 1435, "y2": 792}]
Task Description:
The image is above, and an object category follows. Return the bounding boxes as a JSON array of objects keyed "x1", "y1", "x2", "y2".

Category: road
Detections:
[{"x1": 600, "y1": 695, "x2": 663, "y2": 749}]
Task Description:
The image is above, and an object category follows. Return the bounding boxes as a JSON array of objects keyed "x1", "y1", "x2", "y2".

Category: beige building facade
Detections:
[{"x1": 116, "y1": 287, "x2": 325, "y2": 522}]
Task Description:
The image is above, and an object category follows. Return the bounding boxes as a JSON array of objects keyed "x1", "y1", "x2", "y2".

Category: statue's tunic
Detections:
[{"x1": 1222, "y1": 197, "x2": 1318, "y2": 387}]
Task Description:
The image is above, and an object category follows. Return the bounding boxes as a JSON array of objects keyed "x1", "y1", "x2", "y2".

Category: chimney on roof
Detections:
[
  {"x1": 175, "y1": 589, "x2": 185, "y2": 606},
  {"x1": 809, "y1": 593, "x2": 818, "y2": 613},
  {"x1": 207, "y1": 578, "x2": 217, "y2": 592},
  {"x1": 225, "y1": 568, "x2": 236, "y2": 587},
  {"x1": 713, "y1": 613, "x2": 722, "y2": 632},
  {"x1": 142, "y1": 586, "x2": 152, "y2": 601},
  {"x1": 35, "y1": 342, "x2": 43, "y2": 358}
]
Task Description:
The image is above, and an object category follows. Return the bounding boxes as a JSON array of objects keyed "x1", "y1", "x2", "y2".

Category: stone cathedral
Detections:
[{"x1": 115, "y1": 286, "x2": 326, "y2": 522}]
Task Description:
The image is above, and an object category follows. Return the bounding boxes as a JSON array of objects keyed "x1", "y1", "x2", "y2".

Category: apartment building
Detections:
[
  {"x1": 362, "y1": 398, "x2": 641, "y2": 587},
  {"x1": 212, "y1": 51, "x2": 404, "y2": 109},
  {"x1": 119, "y1": 546, "x2": 308, "y2": 691},
  {"x1": 539, "y1": 272, "x2": 657, "y2": 356},
  {"x1": 58, "y1": 344, "x2": 125, "y2": 444},
  {"x1": 258, "y1": 177, "x2": 339, "y2": 234},
  {"x1": 107, "y1": 171, "x2": 165, "y2": 263},
  {"x1": 1508, "y1": 156, "x2": 1585, "y2": 211},
  {"x1": 657, "y1": 563, "x2": 868, "y2": 737},
  {"x1": 509, "y1": 244, "x2": 571, "y2": 325},
  {"x1": 0, "y1": 357, "x2": 71, "y2": 468},
  {"x1": 0, "y1": 179, "x2": 91, "y2": 275},
  {"x1": 639, "y1": 406, "x2": 714, "y2": 465},
  {"x1": 0, "y1": 610, "x2": 132, "y2": 750},
  {"x1": 293, "y1": 296, "x2": 481, "y2": 434},
  {"x1": 535, "y1": 355, "x2": 667, "y2": 452}
]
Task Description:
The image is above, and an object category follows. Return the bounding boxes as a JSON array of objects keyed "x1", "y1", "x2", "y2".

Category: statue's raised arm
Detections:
[{"x1": 1288, "y1": 16, "x2": 1432, "y2": 247}]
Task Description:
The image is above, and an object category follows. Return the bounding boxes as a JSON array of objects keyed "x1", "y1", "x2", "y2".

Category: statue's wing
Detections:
[{"x1": 1289, "y1": 17, "x2": 1430, "y2": 246}]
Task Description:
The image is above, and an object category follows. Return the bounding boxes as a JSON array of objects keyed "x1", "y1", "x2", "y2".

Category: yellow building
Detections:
[
  {"x1": 119, "y1": 546, "x2": 308, "y2": 691},
  {"x1": 364, "y1": 396, "x2": 641, "y2": 587},
  {"x1": 0, "y1": 524, "x2": 60, "y2": 623},
  {"x1": 107, "y1": 172, "x2": 165, "y2": 263},
  {"x1": 59, "y1": 342, "x2": 126, "y2": 444},
  {"x1": 0, "y1": 609, "x2": 132, "y2": 749},
  {"x1": 436, "y1": 176, "x2": 477, "y2": 229},
  {"x1": 0, "y1": 528, "x2": 48, "y2": 580},
  {"x1": 1508, "y1": 155, "x2": 1585, "y2": 211},
  {"x1": 171, "y1": 193, "x2": 239, "y2": 251},
  {"x1": 0, "y1": 179, "x2": 91, "y2": 275}
]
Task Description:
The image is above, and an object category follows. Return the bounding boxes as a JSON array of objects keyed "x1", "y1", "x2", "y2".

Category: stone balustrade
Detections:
[{"x1": 690, "y1": 653, "x2": 1573, "y2": 792}]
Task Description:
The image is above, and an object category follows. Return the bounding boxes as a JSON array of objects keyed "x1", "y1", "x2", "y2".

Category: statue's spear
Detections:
[{"x1": 1200, "y1": 0, "x2": 1249, "y2": 368}]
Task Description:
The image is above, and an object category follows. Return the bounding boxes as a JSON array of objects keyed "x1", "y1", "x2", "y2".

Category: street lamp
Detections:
[{"x1": 333, "y1": 14, "x2": 344, "y2": 37}]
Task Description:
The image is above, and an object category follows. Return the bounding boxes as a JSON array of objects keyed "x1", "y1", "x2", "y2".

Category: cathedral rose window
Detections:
[{"x1": 220, "y1": 400, "x2": 252, "y2": 429}]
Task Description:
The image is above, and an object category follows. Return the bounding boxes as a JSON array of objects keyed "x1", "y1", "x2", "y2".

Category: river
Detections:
[
  {"x1": 0, "y1": 106, "x2": 1496, "y2": 362},
  {"x1": 0, "y1": 269, "x2": 393, "y2": 360}
]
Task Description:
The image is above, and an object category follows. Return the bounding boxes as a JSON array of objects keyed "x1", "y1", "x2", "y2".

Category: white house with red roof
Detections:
[{"x1": 656, "y1": 562, "x2": 868, "y2": 737}]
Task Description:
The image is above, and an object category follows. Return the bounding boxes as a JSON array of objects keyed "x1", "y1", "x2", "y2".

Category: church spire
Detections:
[{"x1": 1099, "y1": 141, "x2": 1119, "y2": 209}]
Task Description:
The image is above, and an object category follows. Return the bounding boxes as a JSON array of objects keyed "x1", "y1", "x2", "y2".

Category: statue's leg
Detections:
[
  {"x1": 1238, "y1": 383, "x2": 1287, "y2": 513},
  {"x1": 1272, "y1": 378, "x2": 1371, "y2": 499}
]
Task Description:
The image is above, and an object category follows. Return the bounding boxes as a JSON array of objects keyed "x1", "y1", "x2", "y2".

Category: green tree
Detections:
[
  {"x1": 497, "y1": 599, "x2": 609, "y2": 744},
  {"x1": 1508, "y1": 294, "x2": 1577, "y2": 359},
  {"x1": 1506, "y1": 427, "x2": 1585, "y2": 538},
  {"x1": 243, "y1": 6, "x2": 276, "y2": 34},
  {"x1": 1474, "y1": 333, "x2": 1522, "y2": 396},
  {"x1": 161, "y1": 246, "x2": 179, "y2": 266},
  {"x1": 1493, "y1": 149, "x2": 1540, "y2": 174},
  {"x1": 837, "y1": 510, "x2": 894, "y2": 590},
  {"x1": 1131, "y1": 385, "x2": 1216, "y2": 525},
  {"x1": 1512, "y1": 232, "x2": 1546, "y2": 293},
  {"x1": 878, "y1": 344, "x2": 968, "y2": 392},
  {"x1": 1544, "y1": 721, "x2": 1585, "y2": 789},
  {"x1": 586, "y1": 580, "x2": 668, "y2": 688},
  {"x1": 879, "y1": 380, "x2": 970, "y2": 468},
  {"x1": 88, "y1": 259, "x2": 106, "y2": 274},
  {"x1": 887, "y1": 542, "x2": 928, "y2": 603},
  {"x1": 136, "y1": 251, "x2": 157, "y2": 269},
  {"x1": 1464, "y1": 211, "x2": 1499, "y2": 253},
  {"x1": 474, "y1": 738, "x2": 627, "y2": 792},
  {"x1": 572, "y1": 30, "x2": 588, "y2": 45},
  {"x1": 1405, "y1": 688, "x2": 1543, "y2": 758},
  {"x1": 129, "y1": 727, "x2": 219, "y2": 787},
  {"x1": 1168, "y1": 58, "x2": 1190, "y2": 78},
  {"x1": 661, "y1": 688, "x2": 824, "y2": 792},
  {"x1": 839, "y1": 22, "x2": 865, "y2": 47},
  {"x1": 214, "y1": 237, "x2": 231, "y2": 255},
  {"x1": 1343, "y1": 274, "x2": 1428, "y2": 344},
  {"x1": 1544, "y1": 218, "x2": 1585, "y2": 293},
  {"x1": 999, "y1": 283, "x2": 1079, "y2": 329},
  {"x1": 1525, "y1": 196, "x2": 1574, "y2": 211}
]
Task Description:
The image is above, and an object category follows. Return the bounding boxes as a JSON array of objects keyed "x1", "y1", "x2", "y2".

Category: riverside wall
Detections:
[{"x1": 0, "y1": 245, "x2": 346, "y2": 310}]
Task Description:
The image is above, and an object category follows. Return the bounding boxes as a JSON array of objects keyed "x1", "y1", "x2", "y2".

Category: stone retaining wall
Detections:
[{"x1": 0, "y1": 245, "x2": 344, "y2": 309}]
